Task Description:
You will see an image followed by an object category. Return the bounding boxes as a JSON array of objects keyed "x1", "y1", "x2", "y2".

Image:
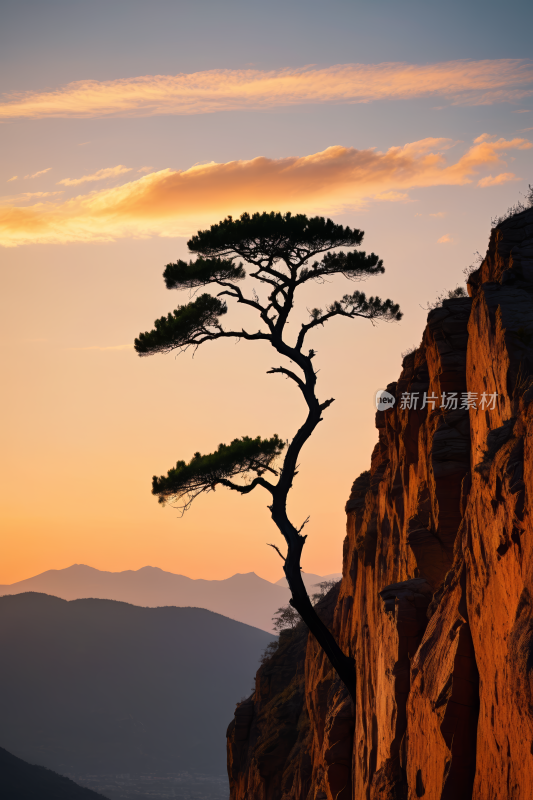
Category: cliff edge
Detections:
[{"x1": 227, "y1": 206, "x2": 533, "y2": 800}]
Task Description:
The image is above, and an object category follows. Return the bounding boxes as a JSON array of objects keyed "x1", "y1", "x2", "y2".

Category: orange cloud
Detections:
[
  {"x1": 437, "y1": 234, "x2": 452, "y2": 243},
  {"x1": 7, "y1": 176, "x2": 18, "y2": 182},
  {"x1": 0, "y1": 135, "x2": 530, "y2": 247},
  {"x1": 0, "y1": 191, "x2": 63, "y2": 204},
  {"x1": 25, "y1": 167, "x2": 52, "y2": 179},
  {"x1": 0, "y1": 60, "x2": 532, "y2": 120},
  {"x1": 478, "y1": 172, "x2": 519, "y2": 187},
  {"x1": 57, "y1": 165, "x2": 133, "y2": 186}
]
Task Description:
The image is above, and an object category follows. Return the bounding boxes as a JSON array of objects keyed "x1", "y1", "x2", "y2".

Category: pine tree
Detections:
[{"x1": 135, "y1": 211, "x2": 402, "y2": 699}]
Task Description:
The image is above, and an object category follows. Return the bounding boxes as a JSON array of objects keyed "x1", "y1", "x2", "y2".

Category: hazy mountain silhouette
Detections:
[
  {"x1": 274, "y1": 572, "x2": 341, "y2": 589},
  {"x1": 0, "y1": 746, "x2": 108, "y2": 799},
  {"x1": 0, "y1": 565, "x2": 339, "y2": 632},
  {"x1": 0, "y1": 593, "x2": 275, "y2": 777}
]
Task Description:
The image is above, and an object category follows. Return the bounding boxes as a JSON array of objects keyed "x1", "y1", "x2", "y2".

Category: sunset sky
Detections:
[{"x1": 2, "y1": 0, "x2": 533, "y2": 585}]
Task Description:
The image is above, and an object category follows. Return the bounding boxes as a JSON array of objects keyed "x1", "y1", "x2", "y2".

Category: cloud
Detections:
[
  {"x1": 0, "y1": 60, "x2": 532, "y2": 120},
  {"x1": 373, "y1": 190, "x2": 410, "y2": 202},
  {"x1": 67, "y1": 344, "x2": 133, "y2": 351},
  {"x1": 429, "y1": 211, "x2": 446, "y2": 217},
  {"x1": 0, "y1": 135, "x2": 530, "y2": 247},
  {"x1": 25, "y1": 167, "x2": 52, "y2": 179},
  {"x1": 58, "y1": 165, "x2": 133, "y2": 187},
  {"x1": 7, "y1": 175, "x2": 18, "y2": 182},
  {"x1": 478, "y1": 172, "x2": 519, "y2": 187},
  {"x1": 514, "y1": 109, "x2": 532, "y2": 113},
  {"x1": 0, "y1": 191, "x2": 63, "y2": 202},
  {"x1": 437, "y1": 234, "x2": 452, "y2": 243}
]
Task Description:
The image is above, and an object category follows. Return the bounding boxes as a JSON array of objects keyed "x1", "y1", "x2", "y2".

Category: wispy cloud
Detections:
[
  {"x1": 0, "y1": 60, "x2": 532, "y2": 120},
  {"x1": 7, "y1": 175, "x2": 18, "y2": 182},
  {"x1": 58, "y1": 165, "x2": 133, "y2": 187},
  {"x1": 429, "y1": 211, "x2": 446, "y2": 217},
  {"x1": 437, "y1": 234, "x2": 452, "y2": 243},
  {"x1": 0, "y1": 191, "x2": 63, "y2": 202},
  {"x1": 478, "y1": 172, "x2": 519, "y2": 187},
  {"x1": 67, "y1": 344, "x2": 133, "y2": 351},
  {"x1": 25, "y1": 167, "x2": 52, "y2": 179},
  {"x1": 0, "y1": 135, "x2": 530, "y2": 247}
]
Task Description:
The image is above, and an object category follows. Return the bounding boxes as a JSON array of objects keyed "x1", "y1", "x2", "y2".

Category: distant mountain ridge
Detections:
[
  {"x1": 0, "y1": 592, "x2": 275, "y2": 777},
  {"x1": 0, "y1": 565, "x2": 341, "y2": 632},
  {"x1": 274, "y1": 571, "x2": 342, "y2": 589},
  {"x1": 0, "y1": 747, "x2": 107, "y2": 800}
]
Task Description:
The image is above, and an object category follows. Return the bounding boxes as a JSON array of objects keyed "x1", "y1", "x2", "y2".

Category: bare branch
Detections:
[
  {"x1": 266, "y1": 366, "x2": 306, "y2": 393},
  {"x1": 297, "y1": 515, "x2": 310, "y2": 533},
  {"x1": 267, "y1": 543, "x2": 286, "y2": 562},
  {"x1": 320, "y1": 398, "x2": 335, "y2": 411},
  {"x1": 215, "y1": 280, "x2": 276, "y2": 334}
]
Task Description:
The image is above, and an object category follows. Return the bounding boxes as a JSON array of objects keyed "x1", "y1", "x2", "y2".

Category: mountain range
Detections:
[
  {"x1": 0, "y1": 565, "x2": 341, "y2": 632},
  {"x1": 0, "y1": 746, "x2": 107, "y2": 800},
  {"x1": 0, "y1": 592, "x2": 275, "y2": 778}
]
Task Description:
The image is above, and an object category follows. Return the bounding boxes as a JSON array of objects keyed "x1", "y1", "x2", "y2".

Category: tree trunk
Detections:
[{"x1": 283, "y1": 536, "x2": 357, "y2": 702}]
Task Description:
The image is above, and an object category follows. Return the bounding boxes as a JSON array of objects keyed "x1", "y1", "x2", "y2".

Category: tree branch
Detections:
[
  {"x1": 218, "y1": 476, "x2": 275, "y2": 495},
  {"x1": 297, "y1": 515, "x2": 310, "y2": 533},
  {"x1": 267, "y1": 543, "x2": 286, "y2": 562},
  {"x1": 266, "y1": 366, "x2": 306, "y2": 393},
  {"x1": 185, "y1": 328, "x2": 272, "y2": 349},
  {"x1": 295, "y1": 294, "x2": 402, "y2": 351},
  {"x1": 215, "y1": 281, "x2": 278, "y2": 335},
  {"x1": 320, "y1": 398, "x2": 335, "y2": 411}
]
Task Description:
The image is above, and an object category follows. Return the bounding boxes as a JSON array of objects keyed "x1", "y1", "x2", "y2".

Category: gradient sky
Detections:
[{"x1": 1, "y1": 0, "x2": 533, "y2": 585}]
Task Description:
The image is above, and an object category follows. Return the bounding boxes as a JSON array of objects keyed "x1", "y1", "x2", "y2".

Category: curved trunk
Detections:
[{"x1": 283, "y1": 536, "x2": 357, "y2": 702}]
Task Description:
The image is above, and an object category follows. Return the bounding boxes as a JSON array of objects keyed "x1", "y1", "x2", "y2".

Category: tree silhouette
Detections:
[{"x1": 135, "y1": 211, "x2": 401, "y2": 699}]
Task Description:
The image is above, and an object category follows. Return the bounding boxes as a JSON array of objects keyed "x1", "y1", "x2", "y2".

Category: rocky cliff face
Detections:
[{"x1": 227, "y1": 206, "x2": 533, "y2": 800}]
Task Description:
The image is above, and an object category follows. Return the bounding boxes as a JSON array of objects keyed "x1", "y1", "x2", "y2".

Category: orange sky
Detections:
[{"x1": 2, "y1": 3, "x2": 533, "y2": 585}]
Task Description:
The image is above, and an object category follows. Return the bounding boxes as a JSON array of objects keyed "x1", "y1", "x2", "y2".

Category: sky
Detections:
[{"x1": 1, "y1": 0, "x2": 533, "y2": 585}]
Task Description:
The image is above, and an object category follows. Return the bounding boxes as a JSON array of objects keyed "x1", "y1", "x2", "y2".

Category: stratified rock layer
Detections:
[{"x1": 227, "y1": 207, "x2": 533, "y2": 800}]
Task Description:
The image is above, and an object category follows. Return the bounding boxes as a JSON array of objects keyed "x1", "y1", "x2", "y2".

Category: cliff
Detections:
[{"x1": 227, "y1": 205, "x2": 533, "y2": 800}]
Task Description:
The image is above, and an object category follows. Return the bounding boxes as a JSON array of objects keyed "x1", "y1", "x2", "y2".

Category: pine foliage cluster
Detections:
[
  {"x1": 152, "y1": 435, "x2": 285, "y2": 505},
  {"x1": 134, "y1": 294, "x2": 227, "y2": 355},
  {"x1": 163, "y1": 257, "x2": 245, "y2": 290},
  {"x1": 187, "y1": 211, "x2": 365, "y2": 259}
]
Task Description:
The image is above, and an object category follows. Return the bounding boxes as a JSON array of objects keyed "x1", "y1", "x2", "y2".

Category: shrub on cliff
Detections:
[
  {"x1": 272, "y1": 604, "x2": 301, "y2": 632},
  {"x1": 423, "y1": 285, "x2": 467, "y2": 311},
  {"x1": 134, "y1": 211, "x2": 402, "y2": 700},
  {"x1": 491, "y1": 182, "x2": 533, "y2": 226}
]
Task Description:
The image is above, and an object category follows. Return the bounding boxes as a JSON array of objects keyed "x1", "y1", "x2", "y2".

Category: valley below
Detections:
[{"x1": 69, "y1": 771, "x2": 230, "y2": 800}]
